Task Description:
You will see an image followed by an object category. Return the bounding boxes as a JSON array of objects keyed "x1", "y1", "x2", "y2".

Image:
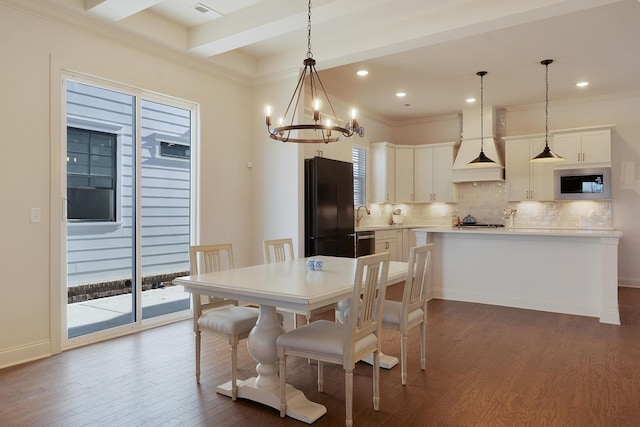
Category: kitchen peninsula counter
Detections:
[{"x1": 413, "y1": 227, "x2": 622, "y2": 324}]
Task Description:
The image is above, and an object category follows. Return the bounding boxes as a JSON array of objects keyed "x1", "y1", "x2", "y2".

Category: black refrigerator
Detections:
[{"x1": 305, "y1": 157, "x2": 356, "y2": 258}]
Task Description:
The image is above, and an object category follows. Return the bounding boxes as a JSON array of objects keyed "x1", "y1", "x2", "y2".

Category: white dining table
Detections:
[{"x1": 173, "y1": 255, "x2": 407, "y2": 424}]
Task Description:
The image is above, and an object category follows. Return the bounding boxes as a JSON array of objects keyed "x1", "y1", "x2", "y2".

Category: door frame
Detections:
[{"x1": 50, "y1": 58, "x2": 200, "y2": 353}]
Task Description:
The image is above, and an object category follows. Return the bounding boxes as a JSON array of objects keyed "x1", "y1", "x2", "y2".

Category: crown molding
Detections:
[{"x1": 1, "y1": 0, "x2": 253, "y2": 87}]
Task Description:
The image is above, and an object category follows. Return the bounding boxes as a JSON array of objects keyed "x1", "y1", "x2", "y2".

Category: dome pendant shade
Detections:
[
  {"x1": 468, "y1": 70, "x2": 497, "y2": 168},
  {"x1": 531, "y1": 145, "x2": 564, "y2": 162},
  {"x1": 469, "y1": 150, "x2": 496, "y2": 166},
  {"x1": 531, "y1": 59, "x2": 564, "y2": 163}
]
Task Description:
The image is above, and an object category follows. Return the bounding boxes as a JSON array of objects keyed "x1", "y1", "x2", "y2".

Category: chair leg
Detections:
[
  {"x1": 401, "y1": 333, "x2": 408, "y2": 386},
  {"x1": 195, "y1": 331, "x2": 201, "y2": 383},
  {"x1": 345, "y1": 368, "x2": 353, "y2": 427},
  {"x1": 230, "y1": 342, "x2": 238, "y2": 401},
  {"x1": 420, "y1": 322, "x2": 426, "y2": 371},
  {"x1": 317, "y1": 361, "x2": 324, "y2": 392},
  {"x1": 373, "y1": 351, "x2": 380, "y2": 411},
  {"x1": 279, "y1": 351, "x2": 287, "y2": 417}
]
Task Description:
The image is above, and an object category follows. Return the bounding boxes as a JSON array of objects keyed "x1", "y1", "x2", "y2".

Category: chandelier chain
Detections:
[{"x1": 307, "y1": 0, "x2": 313, "y2": 59}]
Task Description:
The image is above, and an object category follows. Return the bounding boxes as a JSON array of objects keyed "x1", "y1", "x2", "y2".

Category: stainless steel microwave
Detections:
[{"x1": 554, "y1": 167, "x2": 611, "y2": 200}]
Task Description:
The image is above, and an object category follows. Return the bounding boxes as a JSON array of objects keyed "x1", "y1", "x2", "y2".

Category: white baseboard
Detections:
[
  {"x1": 0, "y1": 340, "x2": 51, "y2": 369},
  {"x1": 619, "y1": 278, "x2": 640, "y2": 288}
]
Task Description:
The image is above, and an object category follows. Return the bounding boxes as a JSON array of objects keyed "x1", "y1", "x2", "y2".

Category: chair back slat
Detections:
[
  {"x1": 402, "y1": 244, "x2": 433, "y2": 323},
  {"x1": 189, "y1": 244, "x2": 237, "y2": 327},
  {"x1": 346, "y1": 252, "x2": 390, "y2": 359},
  {"x1": 263, "y1": 238, "x2": 295, "y2": 263}
]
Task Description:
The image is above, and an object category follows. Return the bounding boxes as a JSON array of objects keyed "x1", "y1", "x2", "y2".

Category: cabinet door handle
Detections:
[
  {"x1": 385, "y1": 242, "x2": 389, "y2": 249},
  {"x1": 577, "y1": 153, "x2": 580, "y2": 162}
]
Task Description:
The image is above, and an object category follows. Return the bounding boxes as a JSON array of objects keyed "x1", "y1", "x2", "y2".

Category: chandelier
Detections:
[
  {"x1": 468, "y1": 71, "x2": 497, "y2": 167},
  {"x1": 531, "y1": 59, "x2": 564, "y2": 162},
  {"x1": 264, "y1": 0, "x2": 363, "y2": 143}
]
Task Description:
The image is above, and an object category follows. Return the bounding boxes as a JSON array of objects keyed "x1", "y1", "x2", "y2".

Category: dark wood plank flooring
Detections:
[{"x1": 2, "y1": 285, "x2": 640, "y2": 426}]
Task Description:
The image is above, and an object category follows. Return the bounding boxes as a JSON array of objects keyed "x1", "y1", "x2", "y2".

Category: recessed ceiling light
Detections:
[
  {"x1": 576, "y1": 81, "x2": 589, "y2": 87},
  {"x1": 396, "y1": 92, "x2": 406, "y2": 98},
  {"x1": 466, "y1": 97, "x2": 476, "y2": 103},
  {"x1": 356, "y1": 70, "x2": 368, "y2": 77}
]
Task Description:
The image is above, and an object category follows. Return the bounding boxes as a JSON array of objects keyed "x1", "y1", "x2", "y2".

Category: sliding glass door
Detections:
[{"x1": 64, "y1": 77, "x2": 194, "y2": 342}]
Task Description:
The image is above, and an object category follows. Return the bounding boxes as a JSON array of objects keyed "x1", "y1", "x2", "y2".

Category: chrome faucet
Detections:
[{"x1": 356, "y1": 205, "x2": 370, "y2": 227}]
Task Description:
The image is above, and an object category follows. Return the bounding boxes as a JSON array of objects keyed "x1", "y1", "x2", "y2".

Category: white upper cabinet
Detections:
[
  {"x1": 505, "y1": 136, "x2": 554, "y2": 201},
  {"x1": 370, "y1": 142, "x2": 395, "y2": 203},
  {"x1": 371, "y1": 141, "x2": 455, "y2": 204},
  {"x1": 395, "y1": 147, "x2": 414, "y2": 202},
  {"x1": 553, "y1": 129, "x2": 611, "y2": 166},
  {"x1": 415, "y1": 143, "x2": 456, "y2": 203}
]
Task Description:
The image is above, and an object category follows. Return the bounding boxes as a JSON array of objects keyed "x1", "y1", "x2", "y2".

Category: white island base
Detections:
[{"x1": 414, "y1": 228, "x2": 622, "y2": 325}]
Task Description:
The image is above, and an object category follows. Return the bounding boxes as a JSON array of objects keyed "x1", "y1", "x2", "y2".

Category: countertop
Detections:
[
  {"x1": 411, "y1": 226, "x2": 623, "y2": 238},
  {"x1": 356, "y1": 225, "x2": 623, "y2": 238}
]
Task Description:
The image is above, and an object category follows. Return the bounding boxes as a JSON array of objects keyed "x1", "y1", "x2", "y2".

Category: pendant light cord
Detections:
[
  {"x1": 545, "y1": 61, "x2": 549, "y2": 146},
  {"x1": 480, "y1": 72, "x2": 484, "y2": 150}
]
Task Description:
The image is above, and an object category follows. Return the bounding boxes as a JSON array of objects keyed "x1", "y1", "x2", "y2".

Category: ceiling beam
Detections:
[
  {"x1": 187, "y1": 0, "x2": 390, "y2": 57},
  {"x1": 84, "y1": 0, "x2": 163, "y2": 22}
]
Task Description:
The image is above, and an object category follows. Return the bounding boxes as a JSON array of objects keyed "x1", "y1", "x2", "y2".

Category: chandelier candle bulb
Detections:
[{"x1": 265, "y1": 106, "x2": 272, "y2": 126}]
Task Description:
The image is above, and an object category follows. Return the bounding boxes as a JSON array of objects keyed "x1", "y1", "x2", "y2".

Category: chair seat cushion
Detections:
[
  {"x1": 198, "y1": 306, "x2": 260, "y2": 335},
  {"x1": 276, "y1": 319, "x2": 377, "y2": 357},
  {"x1": 382, "y1": 300, "x2": 424, "y2": 329}
]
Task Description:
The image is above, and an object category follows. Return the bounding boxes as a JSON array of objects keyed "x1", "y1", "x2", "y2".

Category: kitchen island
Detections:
[{"x1": 413, "y1": 227, "x2": 623, "y2": 324}]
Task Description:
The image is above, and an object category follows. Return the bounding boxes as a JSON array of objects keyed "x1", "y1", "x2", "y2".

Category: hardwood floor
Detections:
[{"x1": 2, "y1": 285, "x2": 640, "y2": 426}]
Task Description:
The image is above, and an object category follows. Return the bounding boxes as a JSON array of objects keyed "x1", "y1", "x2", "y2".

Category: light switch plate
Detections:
[{"x1": 31, "y1": 207, "x2": 41, "y2": 223}]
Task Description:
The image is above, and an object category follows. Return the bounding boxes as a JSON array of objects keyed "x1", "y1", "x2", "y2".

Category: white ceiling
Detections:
[{"x1": 47, "y1": 0, "x2": 640, "y2": 123}]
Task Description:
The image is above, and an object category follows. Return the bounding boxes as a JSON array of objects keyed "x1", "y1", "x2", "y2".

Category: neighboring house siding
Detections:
[{"x1": 66, "y1": 82, "x2": 191, "y2": 287}]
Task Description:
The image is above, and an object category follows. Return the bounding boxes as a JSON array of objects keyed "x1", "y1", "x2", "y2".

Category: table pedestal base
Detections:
[{"x1": 216, "y1": 377, "x2": 327, "y2": 424}]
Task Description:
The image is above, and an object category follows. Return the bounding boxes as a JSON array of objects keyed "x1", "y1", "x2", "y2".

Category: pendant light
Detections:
[
  {"x1": 531, "y1": 59, "x2": 564, "y2": 162},
  {"x1": 468, "y1": 71, "x2": 497, "y2": 167},
  {"x1": 264, "y1": 0, "x2": 363, "y2": 144}
]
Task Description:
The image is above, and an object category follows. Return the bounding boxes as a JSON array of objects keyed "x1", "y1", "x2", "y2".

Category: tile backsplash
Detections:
[{"x1": 358, "y1": 181, "x2": 613, "y2": 230}]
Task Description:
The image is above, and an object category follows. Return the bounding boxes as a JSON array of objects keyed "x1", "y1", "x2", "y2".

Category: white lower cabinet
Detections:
[{"x1": 375, "y1": 229, "x2": 402, "y2": 262}]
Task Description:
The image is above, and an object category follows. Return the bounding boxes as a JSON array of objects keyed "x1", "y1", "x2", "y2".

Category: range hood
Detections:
[{"x1": 451, "y1": 106, "x2": 505, "y2": 182}]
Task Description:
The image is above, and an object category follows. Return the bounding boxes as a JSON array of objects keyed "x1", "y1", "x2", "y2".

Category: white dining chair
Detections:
[
  {"x1": 189, "y1": 243, "x2": 260, "y2": 400},
  {"x1": 276, "y1": 252, "x2": 391, "y2": 427},
  {"x1": 263, "y1": 238, "x2": 334, "y2": 328},
  {"x1": 382, "y1": 244, "x2": 433, "y2": 385}
]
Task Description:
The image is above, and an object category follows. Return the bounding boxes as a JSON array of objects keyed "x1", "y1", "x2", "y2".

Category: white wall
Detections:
[
  {"x1": 0, "y1": 3, "x2": 254, "y2": 367},
  {"x1": 250, "y1": 73, "x2": 304, "y2": 262},
  {"x1": 391, "y1": 114, "x2": 461, "y2": 146}
]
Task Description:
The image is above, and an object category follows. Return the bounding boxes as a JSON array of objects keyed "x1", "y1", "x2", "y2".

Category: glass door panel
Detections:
[
  {"x1": 66, "y1": 81, "x2": 136, "y2": 338},
  {"x1": 140, "y1": 99, "x2": 191, "y2": 320}
]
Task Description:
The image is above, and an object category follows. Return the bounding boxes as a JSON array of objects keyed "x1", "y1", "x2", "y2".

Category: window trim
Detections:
[{"x1": 66, "y1": 120, "x2": 123, "y2": 224}]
